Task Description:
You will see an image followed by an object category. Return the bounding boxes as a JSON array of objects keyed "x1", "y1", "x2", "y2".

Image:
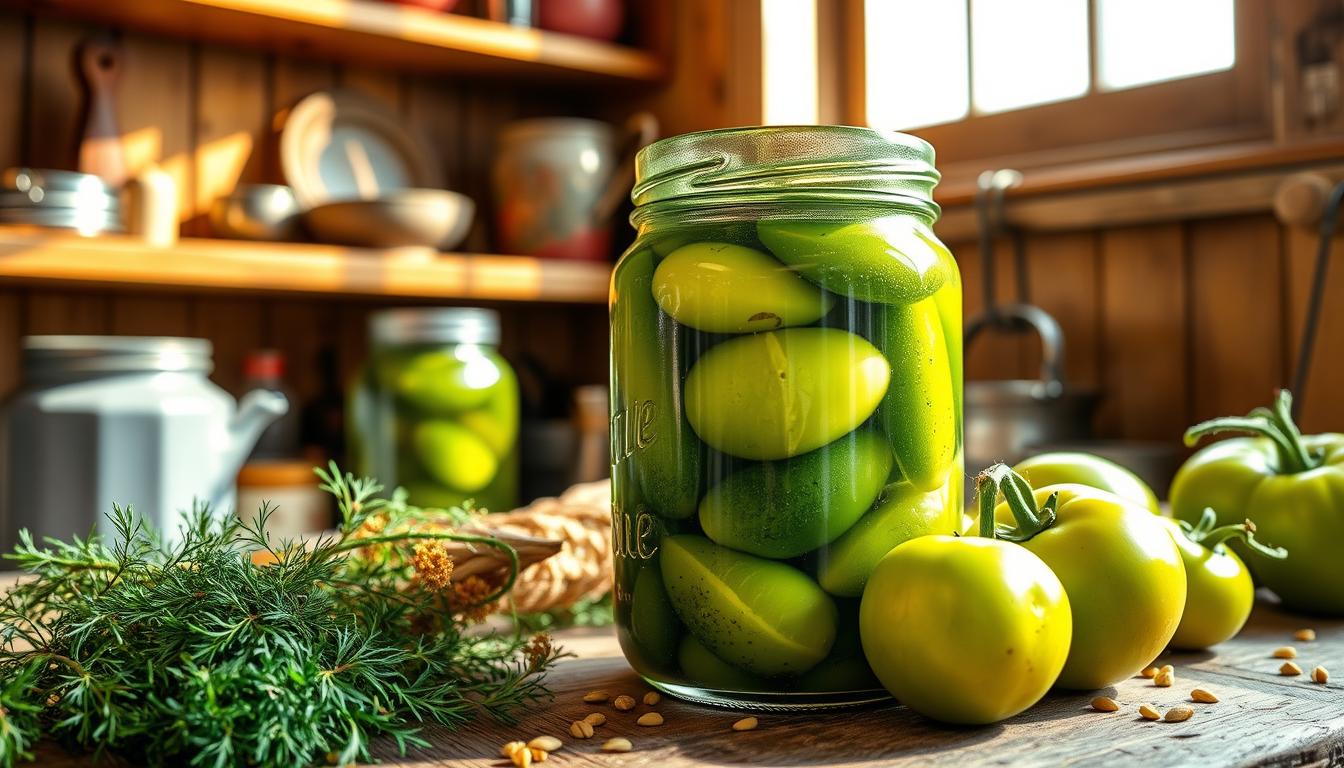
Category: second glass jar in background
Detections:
[
  {"x1": 349, "y1": 308, "x2": 519, "y2": 513},
  {"x1": 611, "y1": 126, "x2": 963, "y2": 709}
]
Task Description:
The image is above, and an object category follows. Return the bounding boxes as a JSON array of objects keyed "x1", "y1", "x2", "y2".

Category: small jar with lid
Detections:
[{"x1": 348, "y1": 308, "x2": 519, "y2": 512}]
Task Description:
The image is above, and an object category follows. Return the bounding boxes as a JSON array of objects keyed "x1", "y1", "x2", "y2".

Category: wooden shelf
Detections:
[
  {"x1": 0, "y1": 228, "x2": 612, "y2": 304},
  {"x1": 24, "y1": 0, "x2": 665, "y2": 84}
]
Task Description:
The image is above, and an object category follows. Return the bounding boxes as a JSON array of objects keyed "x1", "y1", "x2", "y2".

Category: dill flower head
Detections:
[
  {"x1": 524, "y1": 633, "x2": 553, "y2": 671},
  {"x1": 448, "y1": 575, "x2": 497, "y2": 622},
  {"x1": 411, "y1": 541, "x2": 455, "y2": 591}
]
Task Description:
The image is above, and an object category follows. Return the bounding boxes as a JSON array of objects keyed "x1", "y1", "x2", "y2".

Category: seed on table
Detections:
[
  {"x1": 614, "y1": 694, "x2": 637, "y2": 711},
  {"x1": 1313, "y1": 666, "x2": 1330, "y2": 684},
  {"x1": 510, "y1": 749, "x2": 532, "y2": 768},
  {"x1": 569, "y1": 720, "x2": 595, "y2": 739},
  {"x1": 1191, "y1": 688, "x2": 1218, "y2": 704},
  {"x1": 1160, "y1": 664, "x2": 1174, "y2": 675},
  {"x1": 1164, "y1": 707, "x2": 1194, "y2": 723},
  {"x1": 1153, "y1": 668, "x2": 1174, "y2": 687},
  {"x1": 1139, "y1": 666, "x2": 1159, "y2": 679},
  {"x1": 583, "y1": 712, "x2": 607, "y2": 726},
  {"x1": 643, "y1": 691, "x2": 662, "y2": 706},
  {"x1": 529, "y1": 748, "x2": 548, "y2": 764},
  {"x1": 583, "y1": 690, "x2": 610, "y2": 703},
  {"x1": 1295, "y1": 628, "x2": 1317, "y2": 642},
  {"x1": 1139, "y1": 704, "x2": 1162, "y2": 721},
  {"x1": 733, "y1": 716, "x2": 759, "y2": 731},
  {"x1": 637, "y1": 712, "x2": 665, "y2": 726},
  {"x1": 528, "y1": 736, "x2": 563, "y2": 752},
  {"x1": 501, "y1": 741, "x2": 527, "y2": 758},
  {"x1": 603, "y1": 737, "x2": 634, "y2": 753},
  {"x1": 1090, "y1": 696, "x2": 1119, "y2": 713},
  {"x1": 1273, "y1": 646, "x2": 1298, "y2": 659},
  {"x1": 1281, "y1": 661, "x2": 1303, "y2": 676}
]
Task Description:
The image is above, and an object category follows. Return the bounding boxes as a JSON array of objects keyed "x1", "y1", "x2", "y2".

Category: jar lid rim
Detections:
[
  {"x1": 370, "y1": 308, "x2": 500, "y2": 346},
  {"x1": 22, "y1": 335, "x2": 213, "y2": 375}
]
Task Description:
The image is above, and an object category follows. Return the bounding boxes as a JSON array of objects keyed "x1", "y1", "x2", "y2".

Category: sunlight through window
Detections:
[
  {"x1": 971, "y1": 0, "x2": 1090, "y2": 114},
  {"x1": 1097, "y1": 0, "x2": 1236, "y2": 90},
  {"x1": 864, "y1": 0, "x2": 969, "y2": 130},
  {"x1": 762, "y1": 0, "x2": 819, "y2": 125}
]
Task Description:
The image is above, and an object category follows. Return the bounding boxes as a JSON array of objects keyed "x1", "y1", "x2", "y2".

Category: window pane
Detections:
[
  {"x1": 865, "y1": 0, "x2": 969, "y2": 130},
  {"x1": 762, "y1": 0, "x2": 819, "y2": 124},
  {"x1": 970, "y1": 0, "x2": 1090, "y2": 114},
  {"x1": 1097, "y1": 0, "x2": 1235, "y2": 90}
]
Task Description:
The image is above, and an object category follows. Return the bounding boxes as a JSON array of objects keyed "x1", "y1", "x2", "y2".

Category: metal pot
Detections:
[{"x1": 964, "y1": 303, "x2": 1099, "y2": 475}]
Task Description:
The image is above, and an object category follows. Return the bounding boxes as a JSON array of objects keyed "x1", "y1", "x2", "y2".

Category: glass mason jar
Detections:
[
  {"x1": 349, "y1": 308, "x2": 519, "y2": 513},
  {"x1": 610, "y1": 126, "x2": 963, "y2": 709}
]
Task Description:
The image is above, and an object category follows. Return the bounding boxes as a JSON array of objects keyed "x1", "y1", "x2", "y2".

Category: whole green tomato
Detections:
[
  {"x1": 859, "y1": 531, "x2": 1071, "y2": 724},
  {"x1": 1013, "y1": 452, "x2": 1160, "y2": 514},
  {"x1": 989, "y1": 466, "x2": 1186, "y2": 690},
  {"x1": 1163, "y1": 509, "x2": 1286, "y2": 650}
]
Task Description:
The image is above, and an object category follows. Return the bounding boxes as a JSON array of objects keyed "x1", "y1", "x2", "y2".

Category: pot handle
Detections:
[
  {"x1": 964, "y1": 303, "x2": 1066, "y2": 397},
  {"x1": 593, "y1": 111, "x2": 660, "y2": 224}
]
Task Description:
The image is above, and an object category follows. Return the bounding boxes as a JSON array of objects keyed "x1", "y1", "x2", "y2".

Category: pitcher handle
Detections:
[
  {"x1": 593, "y1": 111, "x2": 660, "y2": 224},
  {"x1": 964, "y1": 303, "x2": 1066, "y2": 398}
]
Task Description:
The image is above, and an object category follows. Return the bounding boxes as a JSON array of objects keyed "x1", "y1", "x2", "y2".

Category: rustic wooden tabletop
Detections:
[{"x1": 19, "y1": 579, "x2": 1344, "y2": 767}]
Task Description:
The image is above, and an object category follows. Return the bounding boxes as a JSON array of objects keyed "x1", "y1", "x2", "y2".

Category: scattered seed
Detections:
[
  {"x1": 1090, "y1": 696, "x2": 1119, "y2": 713},
  {"x1": 529, "y1": 748, "x2": 548, "y2": 764},
  {"x1": 733, "y1": 716, "x2": 759, "y2": 731},
  {"x1": 1161, "y1": 664, "x2": 1174, "y2": 674},
  {"x1": 602, "y1": 737, "x2": 633, "y2": 753},
  {"x1": 1164, "y1": 707, "x2": 1194, "y2": 723},
  {"x1": 1153, "y1": 669, "x2": 1174, "y2": 688},
  {"x1": 528, "y1": 736, "x2": 563, "y2": 752},
  {"x1": 583, "y1": 690, "x2": 610, "y2": 703},
  {"x1": 583, "y1": 712, "x2": 607, "y2": 727},
  {"x1": 1281, "y1": 661, "x2": 1303, "y2": 676},
  {"x1": 569, "y1": 720, "x2": 595, "y2": 739},
  {"x1": 510, "y1": 747, "x2": 532, "y2": 768},
  {"x1": 614, "y1": 694, "x2": 637, "y2": 711},
  {"x1": 1139, "y1": 704, "x2": 1162, "y2": 721},
  {"x1": 1295, "y1": 628, "x2": 1317, "y2": 642},
  {"x1": 1140, "y1": 666, "x2": 1159, "y2": 679},
  {"x1": 1313, "y1": 666, "x2": 1330, "y2": 684},
  {"x1": 643, "y1": 691, "x2": 662, "y2": 706},
  {"x1": 637, "y1": 712, "x2": 665, "y2": 727},
  {"x1": 1274, "y1": 646, "x2": 1298, "y2": 659},
  {"x1": 1191, "y1": 688, "x2": 1218, "y2": 704},
  {"x1": 501, "y1": 741, "x2": 527, "y2": 758}
]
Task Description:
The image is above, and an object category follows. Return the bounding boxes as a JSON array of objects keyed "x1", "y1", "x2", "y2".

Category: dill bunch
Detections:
[{"x1": 0, "y1": 464, "x2": 563, "y2": 768}]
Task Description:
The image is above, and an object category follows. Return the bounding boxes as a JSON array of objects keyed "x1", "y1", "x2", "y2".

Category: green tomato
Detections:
[
  {"x1": 457, "y1": 362, "x2": 519, "y2": 457},
  {"x1": 394, "y1": 347, "x2": 501, "y2": 415},
  {"x1": 859, "y1": 535, "x2": 1072, "y2": 724},
  {"x1": 1013, "y1": 452, "x2": 1160, "y2": 514},
  {"x1": 649, "y1": 222, "x2": 764, "y2": 257},
  {"x1": 873, "y1": 297, "x2": 956, "y2": 491},
  {"x1": 677, "y1": 635, "x2": 768, "y2": 690},
  {"x1": 818, "y1": 479, "x2": 960, "y2": 597},
  {"x1": 412, "y1": 420, "x2": 499, "y2": 494},
  {"x1": 698, "y1": 428, "x2": 892, "y2": 559},
  {"x1": 652, "y1": 242, "x2": 836, "y2": 333},
  {"x1": 684, "y1": 328, "x2": 890, "y2": 461},
  {"x1": 931, "y1": 251, "x2": 964, "y2": 429},
  {"x1": 994, "y1": 483, "x2": 1186, "y2": 689},
  {"x1": 793, "y1": 601, "x2": 880, "y2": 692},
  {"x1": 626, "y1": 565, "x2": 682, "y2": 669},
  {"x1": 1161, "y1": 517, "x2": 1254, "y2": 650},
  {"x1": 660, "y1": 535, "x2": 836, "y2": 677},
  {"x1": 756, "y1": 217, "x2": 949, "y2": 304}
]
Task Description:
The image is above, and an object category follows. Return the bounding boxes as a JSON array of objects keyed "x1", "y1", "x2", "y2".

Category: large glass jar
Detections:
[
  {"x1": 610, "y1": 127, "x2": 963, "y2": 709},
  {"x1": 349, "y1": 308, "x2": 519, "y2": 513}
]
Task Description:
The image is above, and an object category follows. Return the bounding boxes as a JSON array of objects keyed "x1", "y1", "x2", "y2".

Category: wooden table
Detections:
[{"x1": 25, "y1": 593, "x2": 1344, "y2": 767}]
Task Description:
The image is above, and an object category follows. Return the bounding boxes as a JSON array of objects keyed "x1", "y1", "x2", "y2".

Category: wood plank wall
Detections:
[{"x1": 0, "y1": 10, "x2": 609, "y2": 453}]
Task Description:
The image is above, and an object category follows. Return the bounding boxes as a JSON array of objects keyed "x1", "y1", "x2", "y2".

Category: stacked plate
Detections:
[{"x1": 1, "y1": 168, "x2": 123, "y2": 233}]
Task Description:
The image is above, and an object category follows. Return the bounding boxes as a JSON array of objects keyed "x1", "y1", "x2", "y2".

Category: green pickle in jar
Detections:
[
  {"x1": 611, "y1": 127, "x2": 963, "y2": 709},
  {"x1": 349, "y1": 308, "x2": 519, "y2": 513}
]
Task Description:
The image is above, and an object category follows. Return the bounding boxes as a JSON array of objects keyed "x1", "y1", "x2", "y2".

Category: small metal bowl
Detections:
[
  {"x1": 209, "y1": 184, "x2": 303, "y2": 241},
  {"x1": 303, "y1": 189, "x2": 475, "y2": 250}
]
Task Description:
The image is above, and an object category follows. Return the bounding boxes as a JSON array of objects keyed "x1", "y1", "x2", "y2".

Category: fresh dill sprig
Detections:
[{"x1": 0, "y1": 463, "x2": 563, "y2": 768}]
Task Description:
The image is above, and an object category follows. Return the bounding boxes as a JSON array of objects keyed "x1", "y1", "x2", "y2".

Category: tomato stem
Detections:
[
  {"x1": 975, "y1": 464, "x2": 1057, "y2": 542},
  {"x1": 1184, "y1": 390, "x2": 1318, "y2": 474},
  {"x1": 1180, "y1": 507, "x2": 1288, "y2": 560}
]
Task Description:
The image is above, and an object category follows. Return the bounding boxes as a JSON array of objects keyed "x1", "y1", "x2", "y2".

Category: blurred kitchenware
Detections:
[
  {"x1": 123, "y1": 165, "x2": 177, "y2": 247},
  {"x1": 493, "y1": 113, "x2": 656, "y2": 260},
  {"x1": 0, "y1": 336, "x2": 288, "y2": 551},
  {"x1": 210, "y1": 184, "x2": 303, "y2": 241},
  {"x1": 303, "y1": 188, "x2": 474, "y2": 249},
  {"x1": 572, "y1": 384, "x2": 609, "y2": 483},
  {"x1": 1, "y1": 167, "x2": 122, "y2": 233},
  {"x1": 486, "y1": 0, "x2": 534, "y2": 25},
  {"x1": 236, "y1": 460, "x2": 330, "y2": 539},
  {"x1": 384, "y1": 0, "x2": 459, "y2": 10},
  {"x1": 75, "y1": 34, "x2": 128, "y2": 187},
  {"x1": 537, "y1": 0, "x2": 623, "y2": 40},
  {"x1": 280, "y1": 89, "x2": 442, "y2": 209}
]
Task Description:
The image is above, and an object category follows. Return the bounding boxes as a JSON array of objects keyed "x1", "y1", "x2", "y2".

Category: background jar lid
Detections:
[{"x1": 369, "y1": 307, "x2": 501, "y2": 346}]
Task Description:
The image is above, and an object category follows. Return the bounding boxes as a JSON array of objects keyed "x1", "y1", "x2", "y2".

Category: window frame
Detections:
[{"x1": 831, "y1": 0, "x2": 1272, "y2": 178}]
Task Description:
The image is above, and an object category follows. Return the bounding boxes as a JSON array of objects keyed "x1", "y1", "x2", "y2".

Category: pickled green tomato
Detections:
[
  {"x1": 652, "y1": 242, "x2": 836, "y2": 333},
  {"x1": 794, "y1": 602, "x2": 880, "y2": 692},
  {"x1": 628, "y1": 566, "x2": 681, "y2": 669},
  {"x1": 650, "y1": 222, "x2": 764, "y2": 257},
  {"x1": 660, "y1": 535, "x2": 837, "y2": 676},
  {"x1": 677, "y1": 635, "x2": 768, "y2": 690},
  {"x1": 819, "y1": 479, "x2": 960, "y2": 597},
  {"x1": 875, "y1": 297, "x2": 956, "y2": 491},
  {"x1": 684, "y1": 328, "x2": 890, "y2": 461},
  {"x1": 394, "y1": 346, "x2": 502, "y2": 415},
  {"x1": 611, "y1": 249, "x2": 703, "y2": 519},
  {"x1": 698, "y1": 428, "x2": 893, "y2": 559},
  {"x1": 457, "y1": 361, "x2": 520, "y2": 457},
  {"x1": 756, "y1": 217, "x2": 949, "y2": 304},
  {"x1": 929, "y1": 240, "x2": 964, "y2": 429},
  {"x1": 413, "y1": 420, "x2": 499, "y2": 494}
]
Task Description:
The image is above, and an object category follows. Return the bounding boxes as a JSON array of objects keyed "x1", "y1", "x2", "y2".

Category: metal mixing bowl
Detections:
[{"x1": 209, "y1": 184, "x2": 303, "y2": 241}]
